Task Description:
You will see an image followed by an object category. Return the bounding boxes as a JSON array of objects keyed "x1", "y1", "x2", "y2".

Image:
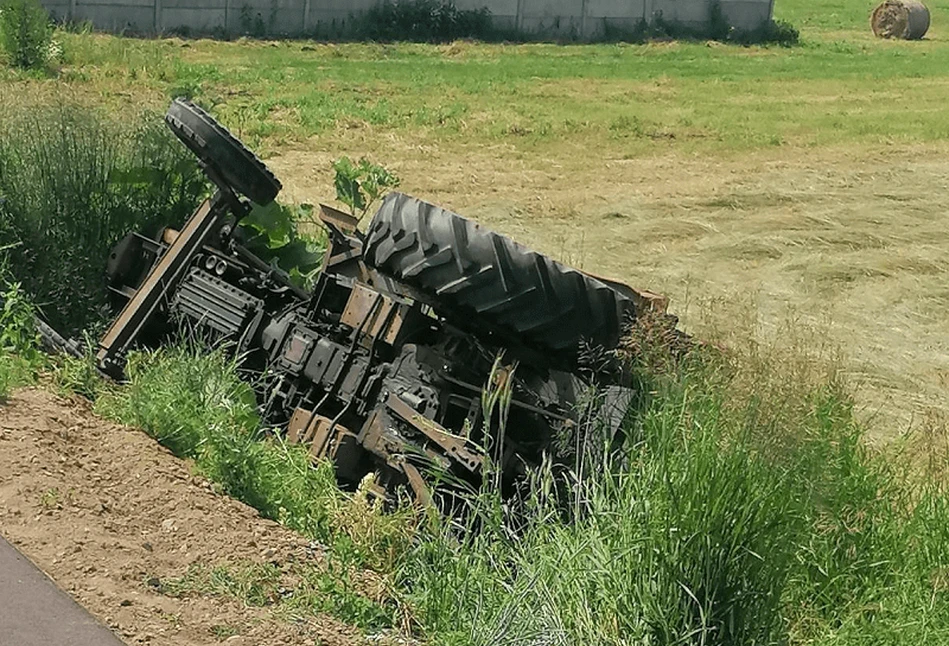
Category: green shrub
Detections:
[
  {"x1": 759, "y1": 19, "x2": 800, "y2": 45},
  {"x1": 0, "y1": 103, "x2": 205, "y2": 335},
  {"x1": 354, "y1": 0, "x2": 493, "y2": 43},
  {"x1": 0, "y1": 0, "x2": 52, "y2": 69}
]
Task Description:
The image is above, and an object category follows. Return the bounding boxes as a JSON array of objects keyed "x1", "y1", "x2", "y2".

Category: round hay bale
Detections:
[{"x1": 871, "y1": 0, "x2": 930, "y2": 39}]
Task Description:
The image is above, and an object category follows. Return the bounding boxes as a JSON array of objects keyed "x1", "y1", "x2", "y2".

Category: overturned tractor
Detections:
[{"x1": 82, "y1": 99, "x2": 680, "y2": 503}]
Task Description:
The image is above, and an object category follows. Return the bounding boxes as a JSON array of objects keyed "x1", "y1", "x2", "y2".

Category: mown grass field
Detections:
[{"x1": 4, "y1": 0, "x2": 946, "y2": 434}]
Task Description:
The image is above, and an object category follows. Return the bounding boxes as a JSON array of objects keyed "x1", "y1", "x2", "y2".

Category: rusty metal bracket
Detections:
[
  {"x1": 97, "y1": 193, "x2": 231, "y2": 377},
  {"x1": 400, "y1": 460, "x2": 433, "y2": 507},
  {"x1": 386, "y1": 393, "x2": 484, "y2": 473},
  {"x1": 318, "y1": 203, "x2": 359, "y2": 236}
]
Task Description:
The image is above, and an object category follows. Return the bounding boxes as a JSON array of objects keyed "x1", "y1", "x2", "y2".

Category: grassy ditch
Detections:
[
  {"x1": 32, "y1": 318, "x2": 949, "y2": 646},
  {"x1": 391, "y1": 336, "x2": 949, "y2": 646},
  {"x1": 0, "y1": 90, "x2": 947, "y2": 643}
]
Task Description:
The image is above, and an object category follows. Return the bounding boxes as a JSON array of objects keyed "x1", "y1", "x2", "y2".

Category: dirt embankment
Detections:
[{"x1": 0, "y1": 388, "x2": 363, "y2": 646}]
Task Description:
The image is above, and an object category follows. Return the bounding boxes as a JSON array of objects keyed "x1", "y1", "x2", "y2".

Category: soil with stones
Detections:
[{"x1": 0, "y1": 388, "x2": 365, "y2": 646}]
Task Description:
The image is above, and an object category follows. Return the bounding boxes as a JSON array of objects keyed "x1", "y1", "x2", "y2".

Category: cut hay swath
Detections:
[{"x1": 870, "y1": 0, "x2": 930, "y2": 39}]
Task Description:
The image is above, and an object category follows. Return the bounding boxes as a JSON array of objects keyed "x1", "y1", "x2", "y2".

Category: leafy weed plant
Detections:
[
  {"x1": 0, "y1": 0, "x2": 52, "y2": 70},
  {"x1": 332, "y1": 156, "x2": 400, "y2": 223},
  {"x1": 239, "y1": 201, "x2": 326, "y2": 290}
]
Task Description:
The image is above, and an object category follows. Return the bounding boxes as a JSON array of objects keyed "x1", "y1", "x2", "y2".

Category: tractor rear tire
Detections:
[
  {"x1": 364, "y1": 192, "x2": 637, "y2": 357},
  {"x1": 165, "y1": 98, "x2": 282, "y2": 205}
]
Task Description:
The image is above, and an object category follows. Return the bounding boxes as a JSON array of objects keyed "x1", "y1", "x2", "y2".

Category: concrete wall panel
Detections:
[
  {"x1": 222, "y1": 0, "x2": 307, "y2": 34},
  {"x1": 311, "y1": 0, "x2": 374, "y2": 11},
  {"x1": 587, "y1": 0, "x2": 645, "y2": 20},
  {"x1": 74, "y1": 5, "x2": 155, "y2": 30},
  {"x1": 519, "y1": 0, "x2": 578, "y2": 19},
  {"x1": 161, "y1": 6, "x2": 227, "y2": 30},
  {"x1": 306, "y1": 12, "x2": 355, "y2": 24},
  {"x1": 45, "y1": 6, "x2": 69, "y2": 20},
  {"x1": 719, "y1": 0, "x2": 769, "y2": 29},
  {"x1": 271, "y1": 10, "x2": 307, "y2": 34},
  {"x1": 160, "y1": 0, "x2": 225, "y2": 9},
  {"x1": 81, "y1": 0, "x2": 154, "y2": 9},
  {"x1": 453, "y1": 0, "x2": 509, "y2": 16},
  {"x1": 40, "y1": 0, "x2": 773, "y2": 38},
  {"x1": 651, "y1": 0, "x2": 708, "y2": 24},
  {"x1": 587, "y1": 14, "x2": 646, "y2": 35},
  {"x1": 44, "y1": 2, "x2": 69, "y2": 18},
  {"x1": 519, "y1": 14, "x2": 583, "y2": 35}
]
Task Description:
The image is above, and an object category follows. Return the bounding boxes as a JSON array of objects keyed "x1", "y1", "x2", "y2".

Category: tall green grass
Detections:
[
  {"x1": 0, "y1": 278, "x2": 41, "y2": 397},
  {"x1": 396, "y1": 348, "x2": 949, "y2": 646},
  {"x1": 0, "y1": 0, "x2": 53, "y2": 70},
  {"x1": 0, "y1": 102, "x2": 205, "y2": 334}
]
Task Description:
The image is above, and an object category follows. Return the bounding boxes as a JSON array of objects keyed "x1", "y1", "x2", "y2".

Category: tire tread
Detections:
[{"x1": 365, "y1": 193, "x2": 637, "y2": 356}]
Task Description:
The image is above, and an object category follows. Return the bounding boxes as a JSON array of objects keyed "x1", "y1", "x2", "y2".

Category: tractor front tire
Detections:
[
  {"x1": 165, "y1": 98, "x2": 282, "y2": 205},
  {"x1": 365, "y1": 192, "x2": 638, "y2": 358}
]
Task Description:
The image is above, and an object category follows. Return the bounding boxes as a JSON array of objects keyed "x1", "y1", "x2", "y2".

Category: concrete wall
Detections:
[{"x1": 41, "y1": 0, "x2": 773, "y2": 38}]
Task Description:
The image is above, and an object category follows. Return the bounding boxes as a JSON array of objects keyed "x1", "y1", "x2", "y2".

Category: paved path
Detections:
[{"x1": 0, "y1": 534, "x2": 126, "y2": 646}]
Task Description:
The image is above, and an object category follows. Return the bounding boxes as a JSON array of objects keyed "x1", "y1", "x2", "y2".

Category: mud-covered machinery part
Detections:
[
  {"x1": 35, "y1": 317, "x2": 82, "y2": 358},
  {"x1": 364, "y1": 192, "x2": 637, "y2": 356},
  {"x1": 165, "y1": 98, "x2": 282, "y2": 205}
]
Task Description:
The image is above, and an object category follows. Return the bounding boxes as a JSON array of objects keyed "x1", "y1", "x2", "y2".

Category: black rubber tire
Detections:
[
  {"x1": 364, "y1": 193, "x2": 637, "y2": 356},
  {"x1": 165, "y1": 98, "x2": 282, "y2": 205}
]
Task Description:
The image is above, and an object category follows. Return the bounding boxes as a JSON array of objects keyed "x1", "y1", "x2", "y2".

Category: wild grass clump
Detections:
[
  {"x1": 0, "y1": 350, "x2": 31, "y2": 398},
  {"x1": 400, "y1": 353, "x2": 801, "y2": 645},
  {"x1": 157, "y1": 559, "x2": 395, "y2": 631},
  {"x1": 0, "y1": 102, "x2": 205, "y2": 335},
  {"x1": 96, "y1": 343, "x2": 340, "y2": 536},
  {"x1": 0, "y1": 278, "x2": 41, "y2": 397},
  {"x1": 0, "y1": 0, "x2": 52, "y2": 70}
]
